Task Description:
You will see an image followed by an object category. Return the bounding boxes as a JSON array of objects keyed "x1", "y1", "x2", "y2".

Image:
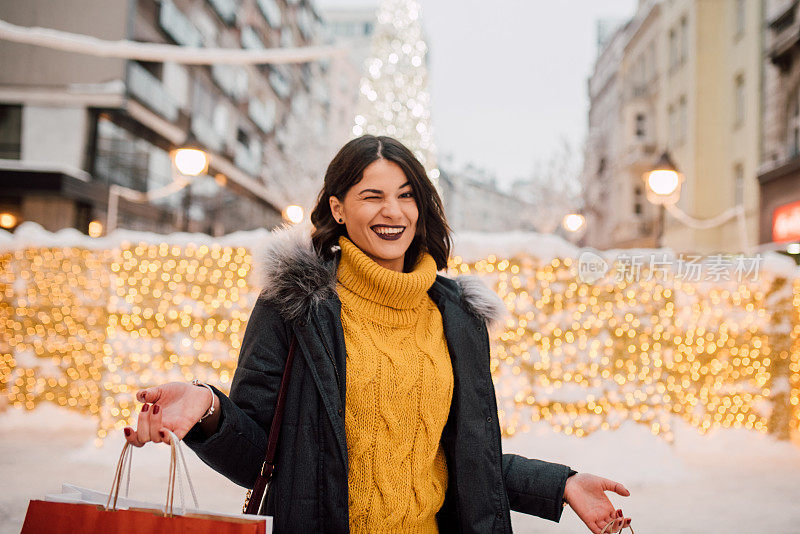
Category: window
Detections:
[
  {"x1": 678, "y1": 95, "x2": 687, "y2": 144},
  {"x1": 236, "y1": 127, "x2": 250, "y2": 147},
  {"x1": 668, "y1": 104, "x2": 677, "y2": 146},
  {"x1": 734, "y1": 74, "x2": 745, "y2": 126},
  {"x1": 634, "y1": 185, "x2": 643, "y2": 215},
  {"x1": 647, "y1": 41, "x2": 656, "y2": 81},
  {"x1": 93, "y1": 116, "x2": 173, "y2": 194},
  {"x1": 733, "y1": 163, "x2": 744, "y2": 206},
  {"x1": 735, "y1": 0, "x2": 745, "y2": 37},
  {"x1": 0, "y1": 104, "x2": 22, "y2": 160},
  {"x1": 135, "y1": 60, "x2": 163, "y2": 81},
  {"x1": 788, "y1": 89, "x2": 800, "y2": 157},
  {"x1": 680, "y1": 16, "x2": 688, "y2": 65},
  {"x1": 635, "y1": 113, "x2": 646, "y2": 139},
  {"x1": 669, "y1": 28, "x2": 678, "y2": 70}
]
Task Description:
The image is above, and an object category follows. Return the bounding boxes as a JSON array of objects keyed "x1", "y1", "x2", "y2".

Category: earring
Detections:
[{"x1": 338, "y1": 218, "x2": 343, "y2": 223}]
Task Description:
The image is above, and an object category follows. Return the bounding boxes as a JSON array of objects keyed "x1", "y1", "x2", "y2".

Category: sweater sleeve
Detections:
[
  {"x1": 182, "y1": 299, "x2": 292, "y2": 489},
  {"x1": 502, "y1": 453, "x2": 576, "y2": 522}
]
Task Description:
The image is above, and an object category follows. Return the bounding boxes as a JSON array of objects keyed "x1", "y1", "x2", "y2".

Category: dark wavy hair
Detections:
[{"x1": 310, "y1": 135, "x2": 452, "y2": 272}]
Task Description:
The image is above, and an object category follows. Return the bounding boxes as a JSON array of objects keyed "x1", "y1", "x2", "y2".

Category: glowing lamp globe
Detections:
[
  {"x1": 174, "y1": 148, "x2": 208, "y2": 176},
  {"x1": 0, "y1": 212, "x2": 17, "y2": 229},
  {"x1": 283, "y1": 205, "x2": 304, "y2": 224},
  {"x1": 562, "y1": 213, "x2": 586, "y2": 233},
  {"x1": 643, "y1": 152, "x2": 683, "y2": 206}
]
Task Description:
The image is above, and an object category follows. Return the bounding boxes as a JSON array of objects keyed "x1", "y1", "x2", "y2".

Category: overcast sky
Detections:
[{"x1": 316, "y1": 0, "x2": 638, "y2": 189}]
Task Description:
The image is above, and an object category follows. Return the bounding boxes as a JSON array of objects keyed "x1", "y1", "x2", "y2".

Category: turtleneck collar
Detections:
[{"x1": 336, "y1": 235, "x2": 437, "y2": 322}]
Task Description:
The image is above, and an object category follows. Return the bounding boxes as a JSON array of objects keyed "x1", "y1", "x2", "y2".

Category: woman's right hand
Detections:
[{"x1": 123, "y1": 382, "x2": 217, "y2": 447}]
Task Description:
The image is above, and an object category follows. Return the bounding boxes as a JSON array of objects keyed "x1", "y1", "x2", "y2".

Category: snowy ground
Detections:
[{"x1": 2, "y1": 406, "x2": 799, "y2": 533}]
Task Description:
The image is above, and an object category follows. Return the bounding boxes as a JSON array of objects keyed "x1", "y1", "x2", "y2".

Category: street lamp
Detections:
[
  {"x1": 562, "y1": 213, "x2": 586, "y2": 233},
  {"x1": 642, "y1": 152, "x2": 683, "y2": 247},
  {"x1": 562, "y1": 212, "x2": 587, "y2": 242},
  {"x1": 173, "y1": 148, "x2": 209, "y2": 177},
  {"x1": 106, "y1": 145, "x2": 209, "y2": 234},
  {"x1": 283, "y1": 205, "x2": 304, "y2": 224},
  {"x1": 642, "y1": 151, "x2": 749, "y2": 252}
]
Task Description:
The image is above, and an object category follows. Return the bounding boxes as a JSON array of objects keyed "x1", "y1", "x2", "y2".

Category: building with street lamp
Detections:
[
  {"x1": 0, "y1": 0, "x2": 334, "y2": 236},
  {"x1": 757, "y1": 0, "x2": 800, "y2": 260},
  {"x1": 583, "y1": 0, "x2": 762, "y2": 254}
]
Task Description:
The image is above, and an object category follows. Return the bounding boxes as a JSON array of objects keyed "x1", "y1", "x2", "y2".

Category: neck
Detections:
[{"x1": 369, "y1": 254, "x2": 404, "y2": 273}]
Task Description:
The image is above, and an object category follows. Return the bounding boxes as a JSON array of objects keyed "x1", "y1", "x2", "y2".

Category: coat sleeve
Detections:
[
  {"x1": 502, "y1": 454, "x2": 578, "y2": 522},
  {"x1": 182, "y1": 298, "x2": 292, "y2": 489}
]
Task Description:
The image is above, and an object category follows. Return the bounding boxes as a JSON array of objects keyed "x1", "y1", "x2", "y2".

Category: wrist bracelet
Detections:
[{"x1": 191, "y1": 379, "x2": 215, "y2": 423}]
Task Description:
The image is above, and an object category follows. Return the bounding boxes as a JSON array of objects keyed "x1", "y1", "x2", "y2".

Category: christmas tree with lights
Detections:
[{"x1": 353, "y1": 0, "x2": 439, "y2": 184}]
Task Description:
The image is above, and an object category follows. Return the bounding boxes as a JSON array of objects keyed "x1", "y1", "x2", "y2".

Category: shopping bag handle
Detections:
[
  {"x1": 104, "y1": 430, "x2": 199, "y2": 517},
  {"x1": 601, "y1": 516, "x2": 635, "y2": 534}
]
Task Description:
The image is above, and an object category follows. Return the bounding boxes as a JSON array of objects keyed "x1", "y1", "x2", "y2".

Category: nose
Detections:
[{"x1": 379, "y1": 196, "x2": 403, "y2": 219}]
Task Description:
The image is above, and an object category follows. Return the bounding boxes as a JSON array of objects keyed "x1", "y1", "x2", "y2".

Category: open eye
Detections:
[{"x1": 400, "y1": 191, "x2": 415, "y2": 198}]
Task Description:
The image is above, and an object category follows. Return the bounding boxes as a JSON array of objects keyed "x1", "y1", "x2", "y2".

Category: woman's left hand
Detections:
[{"x1": 563, "y1": 473, "x2": 632, "y2": 533}]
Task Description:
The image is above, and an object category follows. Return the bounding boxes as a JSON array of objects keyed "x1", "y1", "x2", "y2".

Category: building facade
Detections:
[
  {"x1": 583, "y1": 0, "x2": 762, "y2": 255},
  {"x1": 317, "y1": 4, "x2": 376, "y2": 150},
  {"x1": 758, "y1": 0, "x2": 800, "y2": 252},
  {"x1": 438, "y1": 168, "x2": 538, "y2": 233},
  {"x1": 0, "y1": 0, "x2": 335, "y2": 236}
]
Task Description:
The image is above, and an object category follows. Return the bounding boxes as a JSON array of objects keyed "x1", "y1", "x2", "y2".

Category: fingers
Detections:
[
  {"x1": 594, "y1": 509, "x2": 630, "y2": 534},
  {"x1": 136, "y1": 387, "x2": 162, "y2": 404},
  {"x1": 136, "y1": 403, "x2": 154, "y2": 445},
  {"x1": 602, "y1": 478, "x2": 630, "y2": 496},
  {"x1": 149, "y1": 403, "x2": 164, "y2": 443},
  {"x1": 123, "y1": 424, "x2": 144, "y2": 447}
]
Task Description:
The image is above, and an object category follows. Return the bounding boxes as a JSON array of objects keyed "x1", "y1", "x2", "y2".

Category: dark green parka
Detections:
[{"x1": 183, "y1": 228, "x2": 577, "y2": 532}]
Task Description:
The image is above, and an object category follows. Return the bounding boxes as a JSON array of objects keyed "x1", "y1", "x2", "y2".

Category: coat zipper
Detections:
[{"x1": 311, "y1": 316, "x2": 342, "y2": 395}]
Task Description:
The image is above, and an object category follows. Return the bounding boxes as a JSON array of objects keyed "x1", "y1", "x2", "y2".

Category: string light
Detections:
[
  {"x1": 446, "y1": 255, "x2": 799, "y2": 443},
  {"x1": 1, "y1": 243, "x2": 252, "y2": 447},
  {"x1": 354, "y1": 0, "x2": 439, "y2": 183},
  {"x1": 1, "y1": 244, "x2": 797, "y2": 447}
]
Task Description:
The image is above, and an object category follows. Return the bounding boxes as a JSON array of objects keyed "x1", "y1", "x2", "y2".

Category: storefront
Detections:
[{"x1": 757, "y1": 160, "x2": 800, "y2": 264}]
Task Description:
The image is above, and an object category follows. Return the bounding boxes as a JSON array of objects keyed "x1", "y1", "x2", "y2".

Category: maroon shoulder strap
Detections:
[{"x1": 244, "y1": 334, "x2": 297, "y2": 515}]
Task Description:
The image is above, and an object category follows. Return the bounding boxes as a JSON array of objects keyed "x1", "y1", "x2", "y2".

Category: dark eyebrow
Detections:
[{"x1": 357, "y1": 182, "x2": 411, "y2": 196}]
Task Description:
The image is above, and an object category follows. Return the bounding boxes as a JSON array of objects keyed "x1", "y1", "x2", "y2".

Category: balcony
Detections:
[
  {"x1": 127, "y1": 63, "x2": 179, "y2": 122},
  {"x1": 257, "y1": 0, "x2": 282, "y2": 28},
  {"x1": 190, "y1": 115, "x2": 223, "y2": 152},
  {"x1": 621, "y1": 137, "x2": 657, "y2": 169},
  {"x1": 234, "y1": 141, "x2": 261, "y2": 176},
  {"x1": 159, "y1": 0, "x2": 203, "y2": 47},
  {"x1": 248, "y1": 98, "x2": 276, "y2": 134},
  {"x1": 241, "y1": 26, "x2": 266, "y2": 50},
  {"x1": 768, "y1": 0, "x2": 800, "y2": 71},
  {"x1": 212, "y1": 64, "x2": 249, "y2": 101},
  {"x1": 208, "y1": 0, "x2": 238, "y2": 25}
]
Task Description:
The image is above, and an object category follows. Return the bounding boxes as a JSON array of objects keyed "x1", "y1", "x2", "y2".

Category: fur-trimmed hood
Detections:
[{"x1": 254, "y1": 224, "x2": 509, "y2": 329}]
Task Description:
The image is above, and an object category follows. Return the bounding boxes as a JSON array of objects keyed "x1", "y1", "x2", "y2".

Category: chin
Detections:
[{"x1": 367, "y1": 237, "x2": 413, "y2": 262}]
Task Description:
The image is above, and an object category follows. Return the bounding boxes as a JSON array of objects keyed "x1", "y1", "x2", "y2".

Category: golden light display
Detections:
[{"x1": 1, "y1": 243, "x2": 798, "y2": 447}]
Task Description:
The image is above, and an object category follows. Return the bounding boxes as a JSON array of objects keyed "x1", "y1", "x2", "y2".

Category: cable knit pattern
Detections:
[{"x1": 336, "y1": 236, "x2": 454, "y2": 534}]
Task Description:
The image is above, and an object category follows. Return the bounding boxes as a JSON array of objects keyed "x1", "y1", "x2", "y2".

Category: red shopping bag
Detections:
[
  {"x1": 21, "y1": 500, "x2": 266, "y2": 533},
  {"x1": 21, "y1": 430, "x2": 267, "y2": 534}
]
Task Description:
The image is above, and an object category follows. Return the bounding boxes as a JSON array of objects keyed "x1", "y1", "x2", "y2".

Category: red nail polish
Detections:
[
  {"x1": 152, "y1": 404, "x2": 160, "y2": 415},
  {"x1": 124, "y1": 428, "x2": 131, "y2": 437},
  {"x1": 142, "y1": 404, "x2": 149, "y2": 412}
]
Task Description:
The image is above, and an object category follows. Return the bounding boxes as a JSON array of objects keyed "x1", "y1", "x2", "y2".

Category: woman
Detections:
[{"x1": 124, "y1": 135, "x2": 633, "y2": 533}]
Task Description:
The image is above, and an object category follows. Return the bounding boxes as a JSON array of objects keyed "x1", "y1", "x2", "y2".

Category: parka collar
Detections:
[{"x1": 255, "y1": 224, "x2": 508, "y2": 329}]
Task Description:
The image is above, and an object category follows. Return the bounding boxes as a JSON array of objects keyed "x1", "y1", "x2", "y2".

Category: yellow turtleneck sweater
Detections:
[{"x1": 336, "y1": 235, "x2": 454, "y2": 534}]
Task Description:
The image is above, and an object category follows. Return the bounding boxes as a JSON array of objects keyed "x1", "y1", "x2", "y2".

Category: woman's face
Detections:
[{"x1": 329, "y1": 158, "x2": 419, "y2": 272}]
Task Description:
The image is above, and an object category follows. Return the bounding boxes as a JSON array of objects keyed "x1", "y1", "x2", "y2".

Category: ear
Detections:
[{"x1": 329, "y1": 195, "x2": 344, "y2": 223}]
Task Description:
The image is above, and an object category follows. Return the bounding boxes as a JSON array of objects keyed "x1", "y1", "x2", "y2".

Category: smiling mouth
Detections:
[{"x1": 371, "y1": 225, "x2": 405, "y2": 241}]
